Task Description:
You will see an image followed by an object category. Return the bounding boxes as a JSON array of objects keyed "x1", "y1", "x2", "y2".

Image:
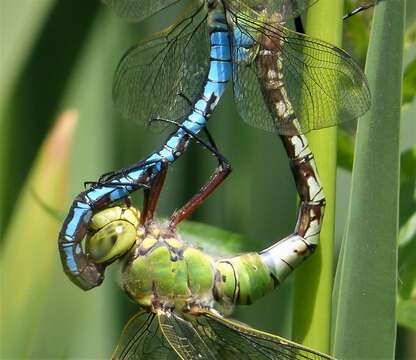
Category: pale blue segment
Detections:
[
  {"x1": 146, "y1": 152, "x2": 163, "y2": 163},
  {"x1": 182, "y1": 119, "x2": 204, "y2": 134},
  {"x1": 158, "y1": 148, "x2": 175, "y2": 162},
  {"x1": 62, "y1": 243, "x2": 78, "y2": 273},
  {"x1": 114, "y1": 176, "x2": 134, "y2": 185},
  {"x1": 126, "y1": 168, "x2": 145, "y2": 181},
  {"x1": 65, "y1": 206, "x2": 90, "y2": 236},
  {"x1": 109, "y1": 187, "x2": 132, "y2": 201},
  {"x1": 188, "y1": 111, "x2": 206, "y2": 125},
  {"x1": 194, "y1": 99, "x2": 208, "y2": 113},
  {"x1": 208, "y1": 60, "x2": 232, "y2": 82},
  {"x1": 211, "y1": 45, "x2": 231, "y2": 60},
  {"x1": 75, "y1": 201, "x2": 90, "y2": 209},
  {"x1": 165, "y1": 135, "x2": 181, "y2": 150},
  {"x1": 204, "y1": 79, "x2": 227, "y2": 98},
  {"x1": 211, "y1": 31, "x2": 229, "y2": 46},
  {"x1": 86, "y1": 187, "x2": 112, "y2": 202}
]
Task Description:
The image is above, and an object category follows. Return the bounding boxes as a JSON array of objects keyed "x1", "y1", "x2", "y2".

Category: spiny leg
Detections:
[
  {"x1": 149, "y1": 117, "x2": 228, "y2": 164},
  {"x1": 169, "y1": 160, "x2": 231, "y2": 227},
  {"x1": 141, "y1": 162, "x2": 168, "y2": 225},
  {"x1": 84, "y1": 181, "x2": 150, "y2": 190},
  {"x1": 294, "y1": 3, "x2": 375, "y2": 35},
  {"x1": 149, "y1": 117, "x2": 232, "y2": 227},
  {"x1": 168, "y1": 128, "x2": 231, "y2": 227},
  {"x1": 94, "y1": 157, "x2": 161, "y2": 185},
  {"x1": 343, "y1": 3, "x2": 374, "y2": 20}
]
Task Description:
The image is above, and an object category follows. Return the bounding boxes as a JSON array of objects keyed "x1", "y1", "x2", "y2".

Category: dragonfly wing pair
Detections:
[
  {"x1": 112, "y1": 3, "x2": 210, "y2": 128},
  {"x1": 226, "y1": 0, "x2": 317, "y2": 20},
  {"x1": 113, "y1": 309, "x2": 333, "y2": 359},
  {"x1": 226, "y1": 0, "x2": 371, "y2": 134},
  {"x1": 102, "y1": 0, "x2": 180, "y2": 22}
]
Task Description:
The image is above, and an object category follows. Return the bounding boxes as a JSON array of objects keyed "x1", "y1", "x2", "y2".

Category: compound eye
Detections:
[{"x1": 86, "y1": 220, "x2": 137, "y2": 263}]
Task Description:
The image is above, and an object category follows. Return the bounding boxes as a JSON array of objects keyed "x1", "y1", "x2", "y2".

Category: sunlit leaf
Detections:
[
  {"x1": 398, "y1": 213, "x2": 416, "y2": 301},
  {"x1": 397, "y1": 299, "x2": 416, "y2": 330},
  {"x1": 0, "y1": 111, "x2": 77, "y2": 358},
  {"x1": 403, "y1": 59, "x2": 416, "y2": 104}
]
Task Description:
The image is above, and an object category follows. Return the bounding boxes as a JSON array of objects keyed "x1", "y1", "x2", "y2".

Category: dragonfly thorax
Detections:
[{"x1": 121, "y1": 221, "x2": 218, "y2": 313}]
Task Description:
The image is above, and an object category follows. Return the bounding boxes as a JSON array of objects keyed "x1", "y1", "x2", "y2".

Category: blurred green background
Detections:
[{"x1": 1, "y1": 0, "x2": 415, "y2": 358}]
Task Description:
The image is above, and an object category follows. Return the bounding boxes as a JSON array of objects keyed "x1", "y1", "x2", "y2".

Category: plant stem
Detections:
[{"x1": 292, "y1": 0, "x2": 342, "y2": 352}]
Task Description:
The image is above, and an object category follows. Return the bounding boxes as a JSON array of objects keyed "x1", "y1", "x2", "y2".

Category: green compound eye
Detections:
[{"x1": 86, "y1": 206, "x2": 140, "y2": 263}]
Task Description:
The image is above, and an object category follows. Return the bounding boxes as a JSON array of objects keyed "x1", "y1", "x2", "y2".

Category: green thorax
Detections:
[{"x1": 121, "y1": 223, "x2": 216, "y2": 311}]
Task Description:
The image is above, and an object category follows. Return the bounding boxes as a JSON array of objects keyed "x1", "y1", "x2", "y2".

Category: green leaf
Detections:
[
  {"x1": 406, "y1": 0, "x2": 416, "y2": 31},
  {"x1": 0, "y1": 0, "x2": 100, "y2": 238},
  {"x1": 178, "y1": 220, "x2": 248, "y2": 256},
  {"x1": 332, "y1": 1, "x2": 404, "y2": 358},
  {"x1": 292, "y1": 0, "x2": 341, "y2": 353},
  {"x1": 0, "y1": 111, "x2": 77, "y2": 358},
  {"x1": 398, "y1": 212, "x2": 416, "y2": 301},
  {"x1": 0, "y1": 0, "x2": 55, "y2": 115},
  {"x1": 399, "y1": 211, "x2": 416, "y2": 247},
  {"x1": 400, "y1": 147, "x2": 416, "y2": 226},
  {"x1": 403, "y1": 59, "x2": 416, "y2": 105},
  {"x1": 397, "y1": 299, "x2": 416, "y2": 330},
  {"x1": 337, "y1": 131, "x2": 354, "y2": 171}
]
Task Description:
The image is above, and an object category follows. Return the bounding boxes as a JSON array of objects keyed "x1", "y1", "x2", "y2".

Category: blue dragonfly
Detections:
[{"x1": 59, "y1": 0, "x2": 370, "y2": 291}]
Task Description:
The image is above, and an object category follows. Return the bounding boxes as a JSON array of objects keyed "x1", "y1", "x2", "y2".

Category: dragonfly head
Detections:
[{"x1": 85, "y1": 206, "x2": 140, "y2": 264}]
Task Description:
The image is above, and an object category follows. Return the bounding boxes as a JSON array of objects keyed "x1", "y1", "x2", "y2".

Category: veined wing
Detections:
[
  {"x1": 103, "y1": 0, "x2": 180, "y2": 22},
  {"x1": 113, "y1": 2, "x2": 210, "y2": 126},
  {"x1": 158, "y1": 311, "x2": 217, "y2": 360},
  {"x1": 227, "y1": 0, "x2": 318, "y2": 21},
  {"x1": 112, "y1": 310, "x2": 178, "y2": 360},
  {"x1": 192, "y1": 310, "x2": 334, "y2": 359},
  {"x1": 226, "y1": 3, "x2": 371, "y2": 134}
]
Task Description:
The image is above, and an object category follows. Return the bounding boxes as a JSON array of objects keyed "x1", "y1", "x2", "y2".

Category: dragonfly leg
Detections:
[
  {"x1": 169, "y1": 160, "x2": 231, "y2": 228},
  {"x1": 91, "y1": 157, "x2": 162, "y2": 185},
  {"x1": 150, "y1": 117, "x2": 228, "y2": 164},
  {"x1": 294, "y1": 16, "x2": 305, "y2": 34},
  {"x1": 343, "y1": 3, "x2": 374, "y2": 20},
  {"x1": 141, "y1": 162, "x2": 168, "y2": 225},
  {"x1": 294, "y1": 3, "x2": 374, "y2": 35},
  {"x1": 84, "y1": 181, "x2": 150, "y2": 191}
]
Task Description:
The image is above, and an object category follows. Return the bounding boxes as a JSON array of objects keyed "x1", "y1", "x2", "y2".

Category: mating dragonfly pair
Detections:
[{"x1": 58, "y1": 0, "x2": 371, "y2": 358}]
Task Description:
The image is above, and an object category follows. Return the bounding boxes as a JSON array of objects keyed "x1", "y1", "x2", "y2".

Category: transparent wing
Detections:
[
  {"x1": 103, "y1": 0, "x2": 180, "y2": 22},
  {"x1": 112, "y1": 310, "x2": 178, "y2": 360},
  {"x1": 113, "y1": 3, "x2": 210, "y2": 126},
  {"x1": 227, "y1": 0, "x2": 318, "y2": 21},
  {"x1": 158, "y1": 311, "x2": 217, "y2": 360},
  {"x1": 192, "y1": 310, "x2": 334, "y2": 359},
  {"x1": 226, "y1": 4, "x2": 371, "y2": 134}
]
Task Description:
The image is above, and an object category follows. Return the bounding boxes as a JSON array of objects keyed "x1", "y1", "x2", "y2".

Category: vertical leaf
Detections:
[
  {"x1": 292, "y1": 0, "x2": 342, "y2": 352},
  {"x1": 332, "y1": 1, "x2": 404, "y2": 358},
  {"x1": 0, "y1": 111, "x2": 77, "y2": 358}
]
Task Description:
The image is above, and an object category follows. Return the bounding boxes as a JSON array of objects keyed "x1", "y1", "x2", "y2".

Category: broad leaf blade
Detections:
[{"x1": 332, "y1": 1, "x2": 405, "y2": 358}]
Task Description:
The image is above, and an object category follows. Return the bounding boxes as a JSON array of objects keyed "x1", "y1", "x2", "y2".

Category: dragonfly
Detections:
[
  {"x1": 82, "y1": 78, "x2": 327, "y2": 357},
  {"x1": 86, "y1": 206, "x2": 332, "y2": 359},
  {"x1": 58, "y1": 0, "x2": 370, "y2": 290}
]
